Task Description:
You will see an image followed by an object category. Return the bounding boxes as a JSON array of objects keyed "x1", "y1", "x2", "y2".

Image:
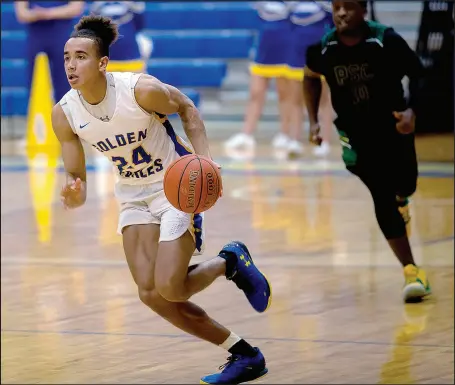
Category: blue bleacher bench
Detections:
[
  {"x1": 1, "y1": 59, "x2": 28, "y2": 88},
  {"x1": 0, "y1": 3, "x2": 22, "y2": 31},
  {"x1": 1, "y1": 30, "x2": 254, "y2": 60},
  {"x1": 1, "y1": 58, "x2": 227, "y2": 88},
  {"x1": 1, "y1": 87, "x2": 29, "y2": 116},
  {"x1": 141, "y1": 30, "x2": 254, "y2": 59},
  {"x1": 1, "y1": 31, "x2": 27, "y2": 60},
  {"x1": 143, "y1": 2, "x2": 260, "y2": 30},
  {"x1": 146, "y1": 60, "x2": 227, "y2": 87},
  {"x1": 1, "y1": 86, "x2": 200, "y2": 117},
  {"x1": 1, "y1": 1, "x2": 257, "y2": 116},
  {"x1": 1, "y1": 2, "x2": 261, "y2": 31}
]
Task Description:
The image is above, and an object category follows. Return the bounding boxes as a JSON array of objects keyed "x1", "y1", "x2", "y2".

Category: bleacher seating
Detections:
[
  {"x1": 1, "y1": 87, "x2": 29, "y2": 116},
  {"x1": 1, "y1": 2, "x2": 260, "y2": 116},
  {"x1": 142, "y1": 2, "x2": 261, "y2": 30}
]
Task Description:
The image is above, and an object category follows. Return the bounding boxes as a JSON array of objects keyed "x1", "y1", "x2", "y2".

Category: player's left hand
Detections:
[
  {"x1": 393, "y1": 109, "x2": 415, "y2": 134},
  {"x1": 61, "y1": 177, "x2": 86, "y2": 210}
]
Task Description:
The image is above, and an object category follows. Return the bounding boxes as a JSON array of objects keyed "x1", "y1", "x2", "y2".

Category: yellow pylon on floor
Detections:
[{"x1": 25, "y1": 52, "x2": 61, "y2": 156}]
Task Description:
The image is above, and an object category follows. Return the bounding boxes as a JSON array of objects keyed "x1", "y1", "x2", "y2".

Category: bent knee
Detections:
[
  {"x1": 155, "y1": 281, "x2": 190, "y2": 303},
  {"x1": 138, "y1": 288, "x2": 165, "y2": 310},
  {"x1": 397, "y1": 183, "x2": 417, "y2": 199}
]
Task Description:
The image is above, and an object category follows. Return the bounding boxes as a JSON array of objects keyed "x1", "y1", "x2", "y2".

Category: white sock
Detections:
[{"x1": 219, "y1": 332, "x2": 242, "y2": 351}]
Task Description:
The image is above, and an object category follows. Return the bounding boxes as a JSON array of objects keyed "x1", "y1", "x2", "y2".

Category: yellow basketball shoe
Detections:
[
  {"x1": 397, "y1": 196, "x2": 411, "y2": 236},
  {"x1": 403, "y1": 264, "x2": 431, "y2": 303}
]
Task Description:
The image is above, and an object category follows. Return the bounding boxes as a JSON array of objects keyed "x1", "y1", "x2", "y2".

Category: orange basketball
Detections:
[{"x1": 164, "y1": 154, "x2": 222, "y2": 214}]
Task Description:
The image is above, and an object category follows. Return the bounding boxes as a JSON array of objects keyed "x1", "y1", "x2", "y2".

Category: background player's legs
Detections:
[
  {"x1": 394, "y1": 134, "x2": 418, "y2": 234},
  {"x1": 348, "y1": 164, "x2": 415, "y2": 267},
  {"x1": 395, "y1": 134, "x2": 418, "y2": 199},
  {"x1": 347, "y1": 142, "x2": 430, "y2": 302}
]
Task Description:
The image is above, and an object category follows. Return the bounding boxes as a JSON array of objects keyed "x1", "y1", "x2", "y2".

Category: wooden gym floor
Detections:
[{"x1": 1, "y1": 135, "x2": 454, "y2": 384}]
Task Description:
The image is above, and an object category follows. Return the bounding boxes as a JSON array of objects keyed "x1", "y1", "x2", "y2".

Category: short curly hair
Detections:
[{"x1": 71, "y1": 15, "x2": 119, "y2": 57}]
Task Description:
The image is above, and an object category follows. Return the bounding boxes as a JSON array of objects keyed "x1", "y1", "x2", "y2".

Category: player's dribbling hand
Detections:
[
  {"x1": 212, "y1": 161, "x2": 223, "y2": 198},
  {"x1": 393, "y1": 109, "x2": 415, "y2": 134},
  {"x1": 309, "y1": 123, "x2": 323, "y2": 146},
  {"x1": 61, "y1": 177, "x2": 86, "y2": 210}
]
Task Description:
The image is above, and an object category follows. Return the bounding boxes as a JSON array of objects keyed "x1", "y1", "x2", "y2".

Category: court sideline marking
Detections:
[{"x1": 1, "y1": 328, "x2": 454, "y2": 350}]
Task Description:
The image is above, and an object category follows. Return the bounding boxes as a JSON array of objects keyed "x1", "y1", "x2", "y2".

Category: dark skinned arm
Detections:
[{"x1": 303, "y1": 42, "x2": 325, "y2": 144}]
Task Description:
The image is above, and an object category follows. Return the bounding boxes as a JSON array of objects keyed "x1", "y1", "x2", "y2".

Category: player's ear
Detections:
[{"x1": 99, "y1": 56, "x2": 109, "y2": 72}]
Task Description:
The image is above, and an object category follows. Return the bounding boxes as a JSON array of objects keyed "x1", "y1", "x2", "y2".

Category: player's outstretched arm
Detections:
[
  {"x1": 51, "y1": 104, "x2": 87, "y2": 209},
  {"x1": 303, "y1": 42, "x2": 325, "y2": 145},
  {"x1": 135, "y1": 75, "x2": 212, "y2": 160},
  {"x1": 303, "y1": 66, "x2": 323, "y2": 126},
  {"x1": 385, "y1": 30, "x2": 424, "y2": 134},
  {"x1": 303, "y1": 66, "x2": 323, "y2": 145}
]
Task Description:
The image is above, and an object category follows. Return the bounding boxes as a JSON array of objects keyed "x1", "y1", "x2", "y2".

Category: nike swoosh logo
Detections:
[{"x1": 79, "y1": 123, "x2": 90, "y2": 129}]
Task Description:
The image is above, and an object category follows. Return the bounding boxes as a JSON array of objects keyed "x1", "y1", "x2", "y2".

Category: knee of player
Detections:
[
  {"x1": 155, "y1": 280, "x2": 190, "y2": 303},
  {"x1": 397, "y1": 184, "x2": 417, "y2": 199},
  {"x1": 138, "y1": 287, "x2": 164, "y2": 309}
]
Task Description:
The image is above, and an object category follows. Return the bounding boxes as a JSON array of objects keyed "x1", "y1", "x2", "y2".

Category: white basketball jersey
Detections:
[{"x1": 60, "y1": 72, "x2": 193, "y2": 186}]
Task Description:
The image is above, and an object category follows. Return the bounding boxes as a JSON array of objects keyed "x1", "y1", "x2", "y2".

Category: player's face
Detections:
[
  {"x1": 332, "y1": 1, "x2": 366, "y2": 34},
  {"x1": 63, "y1": 38, "x2": 107, "y2": 90}
]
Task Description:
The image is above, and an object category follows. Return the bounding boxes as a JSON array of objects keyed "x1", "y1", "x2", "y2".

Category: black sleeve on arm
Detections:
[
  {"x1": 384, "y1": 29, "x2": 425, "y2": 113},
  {"x1": 306, "y1": 42, "x2": 324, "y2": 75}
]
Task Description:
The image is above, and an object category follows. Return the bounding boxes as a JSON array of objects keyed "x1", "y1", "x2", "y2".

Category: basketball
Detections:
[{"x1": 164, "y1": 154, "x2": 222, "y2": 214}]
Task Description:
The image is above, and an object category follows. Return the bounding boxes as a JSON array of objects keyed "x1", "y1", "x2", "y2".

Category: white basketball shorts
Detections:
[{"x1": 115, "y1": 181, "x2": 205, "y2": 255}]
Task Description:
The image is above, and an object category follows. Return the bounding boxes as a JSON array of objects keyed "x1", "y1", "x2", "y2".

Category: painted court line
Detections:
[
  {"x1": 1, "y1": 236, "x2": 453, "y2": 269},
  {"x1": 1, "y1": 328, "x2": 453, "y2": 350}
]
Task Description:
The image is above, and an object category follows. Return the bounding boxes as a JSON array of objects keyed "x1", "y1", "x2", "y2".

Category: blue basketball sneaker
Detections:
[
  {"x1": 219, "y1": 241, "x2": 272, "y2": 313},
  {"x1": 200, "y1": 347, "x2": 268, "y2": 384}
]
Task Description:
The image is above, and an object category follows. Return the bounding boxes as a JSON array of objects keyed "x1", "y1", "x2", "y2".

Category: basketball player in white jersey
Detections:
[{"x1": 52, "y1": 15, "x2": 271, "y2": 384}]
